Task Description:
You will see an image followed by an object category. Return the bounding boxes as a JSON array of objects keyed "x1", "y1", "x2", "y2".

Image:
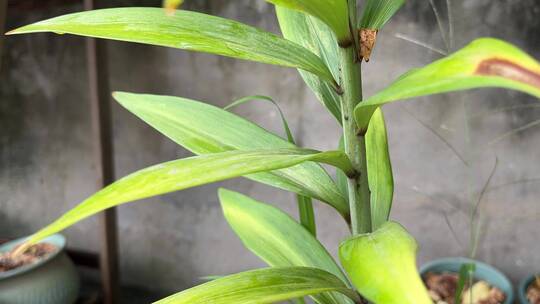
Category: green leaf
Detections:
[
  {"x1": 219, "y1": 189, "x2": 354, "y2": 304},
  {"x1": 335, "y1": 137, "x2": 349, "y2": 205},
  {"x1": 23, "y1": 149, "x2": 353, "y2": 245},
  {"x1": 365, "y1": 109, "x2": 394, "y2": 231},
  {"x1": 113, "y1": 92, "x2": 349, "y2": 217},
  {"x1": 276, "y1": 7, "x2": 342, "y2": 122},
  {"x1": 455, "y1": 263, "x2": 476, "y2": 304},
  {"x1": 359, "y1": 0, "x2": 406, "y2": 29},
  {"x1": 6, "y1": 7, "x2": 337, "y2": 86},
  {"x1": 224, "y1": 95, "x2": 317, "y2": 236},
  {"x1": 224, "y1": 95, "x2": 295, "y2": 144},
  {"x1": 339, "y1": 221, "x2": 431, "y2": 304},
  {"x1": 155, "y1": 267, "x2": 359, "y2": 304},
  {"x1": 354, "y1": 38, "x2": 540, "y2": 131},
  {"x1": 266, "y1": 0, "x2": 351, "y2": 45},
  {"x1": 296, "y1": 194, "x2": 316, "y2": 236}
]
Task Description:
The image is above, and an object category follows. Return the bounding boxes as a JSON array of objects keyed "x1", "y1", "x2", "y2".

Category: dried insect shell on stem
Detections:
[{"x1": 359, "y1": 29, "x2": 378, "y2": 62}]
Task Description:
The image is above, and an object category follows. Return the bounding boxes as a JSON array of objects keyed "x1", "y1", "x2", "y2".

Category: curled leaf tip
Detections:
[{"x1": 359, "y1": 29, "x2": 378, "y2": 62}]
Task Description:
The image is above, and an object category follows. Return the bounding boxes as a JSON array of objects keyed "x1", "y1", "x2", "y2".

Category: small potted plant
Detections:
[
  {"x1": 0, "y1": 234, "x2": 79, "y2": 304},
  {"x1": 519, "y1": 275, "x2": 540, "y2": 304},
  {"x1": 420, "y1": 258, "x2": 513, "y2": 304},
  {"x1": 415, "y1": 159, "x2": 514, "y2": 304}
]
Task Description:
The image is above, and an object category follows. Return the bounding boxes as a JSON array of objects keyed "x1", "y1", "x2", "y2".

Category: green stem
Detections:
[
  {"x1": 297, "y1": 195, "x2": 316, "y2": 236},
  {"x1": 339, "y1": 46, "x2": 371, "y2": 235}
]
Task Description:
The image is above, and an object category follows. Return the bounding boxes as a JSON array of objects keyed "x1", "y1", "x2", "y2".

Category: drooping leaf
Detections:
[
  {"x1": 219, "y1": 189, "x2": 353, "y2": 304},
  {"x1": 365, "y1": 109, "x2": 394, "y2": 231},
  {"x1": 359, "y1": 0, "x2": 406, "y2": 29},
  {"x1": 113, "y1": 92, "x2": 349, "y2": 218},
  {"x1": 224, "y1": 95, "x2": 316, "y2": 236},
  {"x1": 276, "y1": 7, "x2": 342, "y2": 122},
  {"x1": 7, "y1": 7, "x2": 337, "y2": 87},
  {"x1": 354, "y1": 38, "x2": 540, "y2": 131},
  {"x1": 266, "y1": 0, "x2": 351, "y2": 45},
  {"x1": 22, "y1": 149, "x2": 353, "y2": 246},
  {"x1": 339, "y1": 221, "x2": 431, "y2": 304},
  {"x1": 155, "y1": 267, "x2": 360, "y2": 304}
]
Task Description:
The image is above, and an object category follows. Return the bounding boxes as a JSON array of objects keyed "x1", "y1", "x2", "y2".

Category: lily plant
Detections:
[{"x1": 6, "y1": 0, "x2": 540, "y2": 303}]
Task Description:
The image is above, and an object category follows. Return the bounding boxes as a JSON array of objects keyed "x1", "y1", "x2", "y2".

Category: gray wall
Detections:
[{"x1": 2, "y1": 0, "x2": 539, "y2": 297}]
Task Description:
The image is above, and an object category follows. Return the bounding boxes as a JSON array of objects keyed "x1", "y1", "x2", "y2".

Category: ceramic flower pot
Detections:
[
  {"x1": 518, "y1": 274, "x2": 538, "y2": 304},
  {"x1": 419, "y1": 257, "x2": 514, "y2": 304},
  {"x1": 0, "y1": 234, "x2": 80, "y2": 304}
]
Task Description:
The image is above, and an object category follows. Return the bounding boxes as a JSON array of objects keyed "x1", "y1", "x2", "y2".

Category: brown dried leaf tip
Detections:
[
  {"x1": 476, "y1": 58, "x2": 540, "y2": 89},
  {"x1": 359, "y1": 29, "x2": 378, "y2": 62}
]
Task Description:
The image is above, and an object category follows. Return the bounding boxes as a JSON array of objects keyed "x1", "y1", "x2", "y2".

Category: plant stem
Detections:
[{"x1": 339, "y1": 46, "x2": 371, "y2": 234}]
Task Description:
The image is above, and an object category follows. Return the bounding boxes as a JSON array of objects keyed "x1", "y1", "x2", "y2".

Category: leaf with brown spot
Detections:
[{"x1": 354, "y1": 38, "x2": 540, "y2": 131}]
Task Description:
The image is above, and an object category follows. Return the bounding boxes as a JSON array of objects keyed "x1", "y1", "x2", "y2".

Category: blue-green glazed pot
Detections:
[
  {"x1": 0, "y1": 234, "x2": 80, "y2": 304},
  {"x1": 518, "y1": 274, "x2": 538, "y2": 304},
  {"x1": 420, "y1": 257, "x2": 513, "y2": 304}
]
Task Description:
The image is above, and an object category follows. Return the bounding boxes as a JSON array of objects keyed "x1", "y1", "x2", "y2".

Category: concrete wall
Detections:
[{"x1": 2, "y1": 0, "x2": 539, "y2": 297}]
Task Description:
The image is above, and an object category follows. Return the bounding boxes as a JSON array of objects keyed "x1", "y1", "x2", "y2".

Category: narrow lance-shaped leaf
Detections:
[
  {"x1": 276, "y1": 7, "x2": 342, "y2": 122},
  {"x1": 6, "y1": 7, "x2": 337, "y2": 87},
  {"x1": 455, "y1": 263, "x2": 476, "y2": 304},
  {"x1": 224, "y1": 95, "x2": 296, "y2": 143},
  {"x1": 18, "y1": 148, "x2": 353, "y2": 249},
  {"x1": 359, "y1": 0, "x2": 406, "y2": 29},
  {"x1": 155, "y1": 267, "x2": 360, "y2": 304},
  {"x1": 295, "y1": 194, "x2": 316, "y2": 236},
  {"x1": 335, "y1": 137, "x2": 349, "y2": 205},
  {"x1": 219, "y1": 189, "x2": 354, "y2": 304},
  {"x1": 266, "y1": 0, "x2": 351, "y2": 46},
  {"x1": 113, "y1": 92, "x2": 349, "y2": 218},
  {"x1": 225, "y1": 95, "x2": 316, "y2": 236},
  {"x1": 355, "y1": 38, "x2": 540, "y2": 131},
  {"x1": 366, "y1": 109, "x2": 394, "y2": 231}
]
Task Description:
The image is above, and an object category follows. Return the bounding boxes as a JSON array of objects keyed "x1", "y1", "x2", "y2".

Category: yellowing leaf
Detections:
[
  {"x1": 19, "y1": 149, "x2": 353, "y2": 249},
  {"x1": 7, "y1": 8, "x2": 337, "y2": 87},
  {"x1": 155, "y1": 267, "x2": 359, "y2": 304},
  {"x1": 220, "y1": 189, "x2": 354, "y2": 304},
  {"x1": 113, "y1": 92, "x2": 349, "y2": 217},
  {"x1": 354, "y1": 38, "x2": 540, "y2": 131}
]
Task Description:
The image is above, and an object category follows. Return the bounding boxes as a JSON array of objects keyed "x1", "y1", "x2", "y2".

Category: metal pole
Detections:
[
  {"x1": 83, "y1": 0, "x2": 119, "y2": 303},
  {"x1": 0, "y1": 0, "x2": 7, "y2": 70}
]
